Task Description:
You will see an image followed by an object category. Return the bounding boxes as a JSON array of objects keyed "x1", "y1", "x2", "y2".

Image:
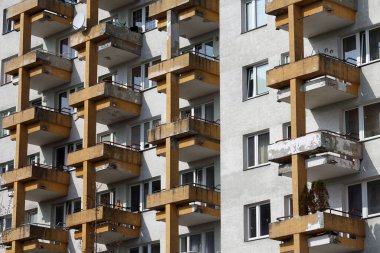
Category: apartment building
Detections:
[{"x1": 0, "y1": 0, "x2": 379, "y2": 253}]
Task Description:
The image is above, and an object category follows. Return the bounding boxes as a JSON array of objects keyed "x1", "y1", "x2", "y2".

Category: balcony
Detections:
[
  {"x1": 268, "y1": 131, "x2": 362, "y2": 164},
  {"x1": 69, "y1": 81, "x2": 141, "y2": 125},
  {"x1": 2, "y1": 106, "x2": 72, "y2": 146},
  {"x1": 78, "y1": 0, "x2": 136, "y2": 11},
  {"x1": 0, "y1": 164, "x2": 70, "y2": 202},
  {"x1": 1, "y1": 224, "x2": 68, "y2": 253},
  {"x1": 266, "y1": 0, "x2": 356, "y2": 38},
  {"x1": 148, "y1": 53, "x2": 220, "y2": 100},
  {"x1": 277, "y1": 77, "x2": 358, "y2": 109},
  {"x1": 278, "y1": 154, "x2": 360, "y2": 181},
  {"x1": 146, "y1": 185, "x2": 221, "y2": 220},
  {"x1": 66, "y1": 142, "x2": 141, "y2": 184},
  {"x1": 267, "y1": 54, "x2": 360, "y2": 90},
  {"x1": 150, "y1": 0, "x2": 219, "y2": 38},
  {"x1": 66, "y1": 206, "x2": 141, "y2": 244},
  {"x1": 6, "y1": 0, "x2": 74, "y2": 38},
  {"x1": 148, "y1": 117, "x2": 220, "y2": 162},
  {"x1": 71, "y1": 22, "x2": 142, "y2": 68},
  {"x1": 4, "y1": 50, "x2": 73, "y2": 92},
  {"x1": 270, "y1": 211, "x2": 365, "y2": 253}
]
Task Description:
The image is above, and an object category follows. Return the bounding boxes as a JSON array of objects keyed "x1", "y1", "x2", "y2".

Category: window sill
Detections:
[
  {"x1": 245, "y1": 235, "x2": 269, "y2": 242},
  {"x1": 243, "y1": 92, "x2": 269, "y2": 102},
  {"x1": 241, "y1": 24, "x2": 268, "y2": 35},
  {"x1": 244, "y1": 163, "x2": 271, "y2": 171}
]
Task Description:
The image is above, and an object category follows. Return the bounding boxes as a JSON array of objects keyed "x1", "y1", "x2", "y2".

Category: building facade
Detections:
[{"x1": 0, "y1": 0, "x2": 379, "y2": 253}]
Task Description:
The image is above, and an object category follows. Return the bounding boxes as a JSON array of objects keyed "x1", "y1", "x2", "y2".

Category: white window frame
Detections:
[
  {"x1": 345, "y1": 179, "x2": 380, "y2": 219},
  {"x1": 180, "y1": 101, "x2": 215, "y2": 121},
  {"x1": 56, "y1": 84, "x2": 83, "y2": 113},
  {"x1": 180, "y1": 230, "x2": 214, "y2": 253},
  {"x1": 131, "y1": 118, "x2": 161, "y2": 150},
  {"x1": 129, "y1": 178, "x2": 161, "y2": 212},
  {"x1": 25, "y1": 209, "x2": 38, "y2": 224},
  {"x1": 0, "y1": 107, "x2": 16, "y2": 137},
  {"x1": 132, "y1": 60, "x2": 160, "y2": 91},
  {"x1": 132, "y1": 5, "x2": 157, "y2": 33},
  {"x1": 245, "y1": 131, "x2": 270, "y2": 169},
  {"x1": 97, "y1": 190, "x2": 115, "y2": 206},
  {"x1": 245, "y1": 63, "x2": 269, "y2": 100},
  {"x1": 58, "y1": 37, "x2": 77, "y2": 59},
  {"x1": 27, "y1": 153, "x2": 40, "y2": 165},
  {"x1": 55, "y1": 140, "x2": 83, "y2": 169},
  {"x1": 342, "y1": 26, "x2": 380, "y2": 66},
  {"x1": 0, "y1": 215, "x2": 12, "y2": 232},
  {"x1": 53, "y1": 198, "x2": 81, "y2": 227},
  {"x1": 284, "y1": 195, "x2": 293, "y2": 217},
  {"x1": 0, "y1": 160, "x2": 14, "y2": 174},
  {"x1": 129, "y1": 243, "x2": 160, "y2": 253},
  {"x1": 98, "y1": 132, "x2": 115, "y2": 143},
  {"x1": 180, "y1": 165, "x2": 215, "y2": 188},
  {"x1": 344, "y1": 101, "x2": 380, "y2": 141},
  {"x1": 2, "y1": 9, "x2": 14, "y2": 35},
  {"x1": 245, "y1": 202, "x2": 271, "y2": 241},
  {"x1": 244, "y1": 0, "x2": 266, "y2": 32}
]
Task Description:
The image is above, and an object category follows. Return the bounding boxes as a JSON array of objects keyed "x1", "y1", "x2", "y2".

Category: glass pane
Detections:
[
  {"x1": 205, "y1": 41, "x2": 214, "y2": 58},
  {"x1": 247, "y1": 68, "x2": 254, "y2": 98},
  {"x1": 196, "y1": 169, "x2": 203, "y2": 186},
  {"x1": 144, "y1": 122, "x2": 150, "y2": 149},
  {"x1": 73, "y1": 200, "x2": 81, "y2": 213},
  {"x1": 190, "y1": 234, "x2": 201, "y2": 252},
  {"x1": 249, "y1": 206, "x2": 257, "y2": 238},
  {"x1": 143, "y1": 182, "x2": 149, "y2": 210},
  {"x1": 367, "y1": 180, "x2": 380, "y2": 215},
  {"x1": 55, "y1": 205, "x2": 65, "y2": 227},
  {"x1": 145, "y1": 6, "x2": 156, "y2": 31},
  {"x1": 152, "y1": 180, "x2": 161, "y2": 193},
  {"x1": 369, "y1": 27, "x2": 380, "y2": 61},
  {"x1": 258, "y1": 133, "x2": 269, "y2": 164},
  {"x1": 5, "y1": 217, "x2": 11, "y2": 230},
  {"x1": 194, "y1": 106, "x2": 202, "y2": 118},
  {"x1": 55, "y1": 147, "x2": 66, "y2": 167},
  {"x1": 130, "y1": 247, "x2": 139, "y2": 253},
  {"x1": 99, "y1": 192, "x2": 111, "y2": 206},
  {"x1": 181, "y1": 108, "x2": 192, "y2": 119},
  {"x1": 182, "y1": 172, "x2": 194, "y2": 185},
  {"x1": 348, "y1": 184, "x2": 362, "y2": 217},
  {"x1": 256, "y1": 64, "x2": 268, "y2": 95},
  {"x1": 131, "y1": 185, "x2": 141, "y2": 212},
  {"x1": 343, "y1": 35, "x2": 357, "y2": 64},
  {"x1": 59, "y1": 92, "x2": 69, "y2": 112},
  {"x1": 60, "y1": 38, "x2": 70, "y2": 57},
  {"x1": 345, "y1": 108, "x2": 359, "y2": 139},
  {"x1": 247, "y1": 136, "x2": 255, "y2": 167},
  {"x1": 246, "y1": 1, "x2": 253, "y2": 31},
  {"x1": 29, "y1": 211, "x2": 37, "y2": 224},
  {"x1": 100, "y1": 133, "x2": 111, "y2": 143},
  {"x1": 206, "y1": 166, "x2": 215, "y2": 189},
  {"x1": 360, "y1": 32, "x2": 367, "y2": 64},
  {"x1": 364, "y1": 103, "x2": 380, "y2": 138},
  {"x1": 151, "y1": 243, "x2": 160, "y2": 253},
  {"x1": 144, "y1": 63, "x2": 150, "y2": 89},
  {"x1": 131, "y1": 125, "x2": 141, "y2": 148},
  {"x1": 143, "y1": 245, "x2": 148, "y2": 253},
  {"x1": 205, "y1": 231, "x2": 215, "y2": 253},
  {"x1": 180, "y1": 237, "x2": 187, "y2": 253},
  {"x1": 260, "y1": 203, "x2": 271, "y2": 236},
  {"x1": 132, "y1": 9, "x2": 143, "y2": 28},
  {"x1": 132, "y1": 66, "x2": 142, "y2": 91},
  {"x1": 256, "y1": 0, "x2": 266, "y2": 27},
  {"x1": 205, "y1": 103, "x2": 214, "y2": 121}
]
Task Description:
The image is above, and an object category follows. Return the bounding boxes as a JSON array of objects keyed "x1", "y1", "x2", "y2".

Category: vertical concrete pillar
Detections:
[
  {"x1": 164, "y1": 9, "x2": 180, "y2": 253},
  {"x1": 11, "y1": 11, "x2": 32, "y2": 253},
  {"x1": 81, "y1": 1, "x2": 99, "y2": 252},
  {"x1": 288, "y1": 4, "x2": 308, "y2": 253}
]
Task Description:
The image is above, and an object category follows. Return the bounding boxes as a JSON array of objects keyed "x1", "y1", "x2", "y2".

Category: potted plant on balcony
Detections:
[{"x1": 300, "y1": 180, "x2": 330, "y2": 214}]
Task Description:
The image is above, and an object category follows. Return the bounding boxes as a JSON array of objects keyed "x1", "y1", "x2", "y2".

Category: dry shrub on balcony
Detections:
[{"x1": 299, "y1": 180, "x2": 330, "y2": 214}]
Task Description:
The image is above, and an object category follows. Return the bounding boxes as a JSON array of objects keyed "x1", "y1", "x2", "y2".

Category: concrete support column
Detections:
[
  {"x1": 288, "y1": 4, "x2": 303, "y2": 62},
  {"x1": 166, "y1": 10, "x2": 179, "y2": 60}
]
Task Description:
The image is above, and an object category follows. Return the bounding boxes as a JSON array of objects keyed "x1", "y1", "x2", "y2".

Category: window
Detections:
[
  {"x1": 0, "y1": 215, "x2": 12, "y2": 232},
  {"x1": 281, "y1": 52, "x2": 290, "y2": 65},
  {"x1": 2, "y1": 57, "x2": 17, "y2": 85},
  {"x1": 132, "y1": 60, "x2": 160, "y2": 90},
  {"x1": 284, "y1": 195, "x2": 293, "y2": 217},
  {"x1": 132, "y1": 6, "x2": 157, "y2": 32},
  {"x1": 244, "y1": 0, "x2": 266, "y2": 32},
  {"x1": 55, "y1": 140, "x2": 83, "y2": 168},
  {"x1": 347, "y1": 179, "x2": 380, "y2": 218},
  {"x1": 283, "y1": 123, "x2": 291, "y2": 139},
  {"x1": 130, "y1": 179, "x2": 161, "y2": 212},
  {"x1": 180, "y1": 102, "x2": 215, "y2": 122},
  {"x1": 0, "y1": 160, "x2": 14, "y2": 174},
  {"x1": 246, "y1": 132, "x2": 270, "y2": 168},
  {"x1": 181, "y1": 166, "x2": 215, "y2": 189},
  {"x1": 345, "y1": 102, "x2": 380, "y2": 140},
  {"x1": 59, "y1": 37, "x2": 76, "y2": 59},
  {"x1": 0, "y1": 107, "x2": 15, "y2": 138},
  {"x1": 54, "y1": 199, "x2": 81, "y2": 227},
  {"x1": 131, "y1": 118, "x2": 161, "y2": 150},
  {"x1": 2, "y1": 9, "x2": 14, "y2": 34},
  {"x1": 180, "y1": 231, "x2": 214, "y2": 253},
  {"x1": 99, "y1": 72, "x2": 117, "y2": 84},
  {"x1": 246, "y1": 63, "x2": 269, "y2": 99},
  {"x1": 57, "y1": 84, "x2": 83, "y2": 113},
  {"x1": 246, "y1": 202, "x2": 271, "y2": 240},
  {"x1": 129, "y1": 243, "x2": 160, "y2": 253},
  {"x1": 342, "y1": 27, "x2": 380, "y2": 65},
  {"x1": 26, "y1": 209, "x2": 37, "y2": 224},
  {"x1": 27, "y1": 153, "x2": 40, "y2": 165},
  {"x1": 98, "y1": 132, "x2": 115, "y2": 143},
  {"x1": 97, "y1": 190, "x2": 114, "y2": 206},
  {"x1": 195, "y1": 41, "x2": 215, "y2": 59}
]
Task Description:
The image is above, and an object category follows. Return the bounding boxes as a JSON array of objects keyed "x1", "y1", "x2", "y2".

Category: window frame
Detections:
[
  {"x1": 180, "y1": 165, "x2": 215, "y2": 189},
  {"x1": 131, "y1": 118, "x2": 161, "y2": 150},
  {"x1": 243, "y1": 0, "x2": 267, "y2": 33},
  {"x1": 180, "y1": 230, "x2": 214, "y2": 253},
  {"x1": 244, "y1": 62, "x2": 269, "y2": 100},
  {"x1": 56, "y1": 84, "x2": 84, "y2": 113},
  {"x1": 25, "y1": 209, "x2": 38, "y2": 224},
  {"x1": 58, "y1": 37, "x2": 77, "y2": 59},
  {"x1": 180, "y1": 101, "x2": 215, "y2": 121},
  {"x1": 128, "y1": 243, "x2": 160, "y2": 253},
  {"x1": 0, "y1": 215, "x2": 12, "y2": 232},
  {"x1": 245, "y1": 131, "x2": 270, "y2": 170},
  {"x1": 54, "y1": 140, "x2": 83, "y2": 169},
  {"x1": 132, "y1": 59, "x2": 160, "y2": 91},
  {"x1": 346, "y1": 178, "x2": 380, "y2": 219},
  {"x1": 129, "y1": 178, "x2": 161, "y2": 212},
  {"x1": 53, "y1": 198, "x2": 82, "y2": 227},
  {"x1": 245, "y1": 202, "x2": 271, "y2": 241},
  {"x1": 2, "y1": 9, "x2": 14, "y2": 35},
  {"x1": 132, "y1": 5, "x2": 157, "y2": 33},
  {"x1": 344, "y1": 101, "x2": 380, "y2": 141},
  {"x1": 0, "y1": 107, "x2": 16, "y2": 138}
]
